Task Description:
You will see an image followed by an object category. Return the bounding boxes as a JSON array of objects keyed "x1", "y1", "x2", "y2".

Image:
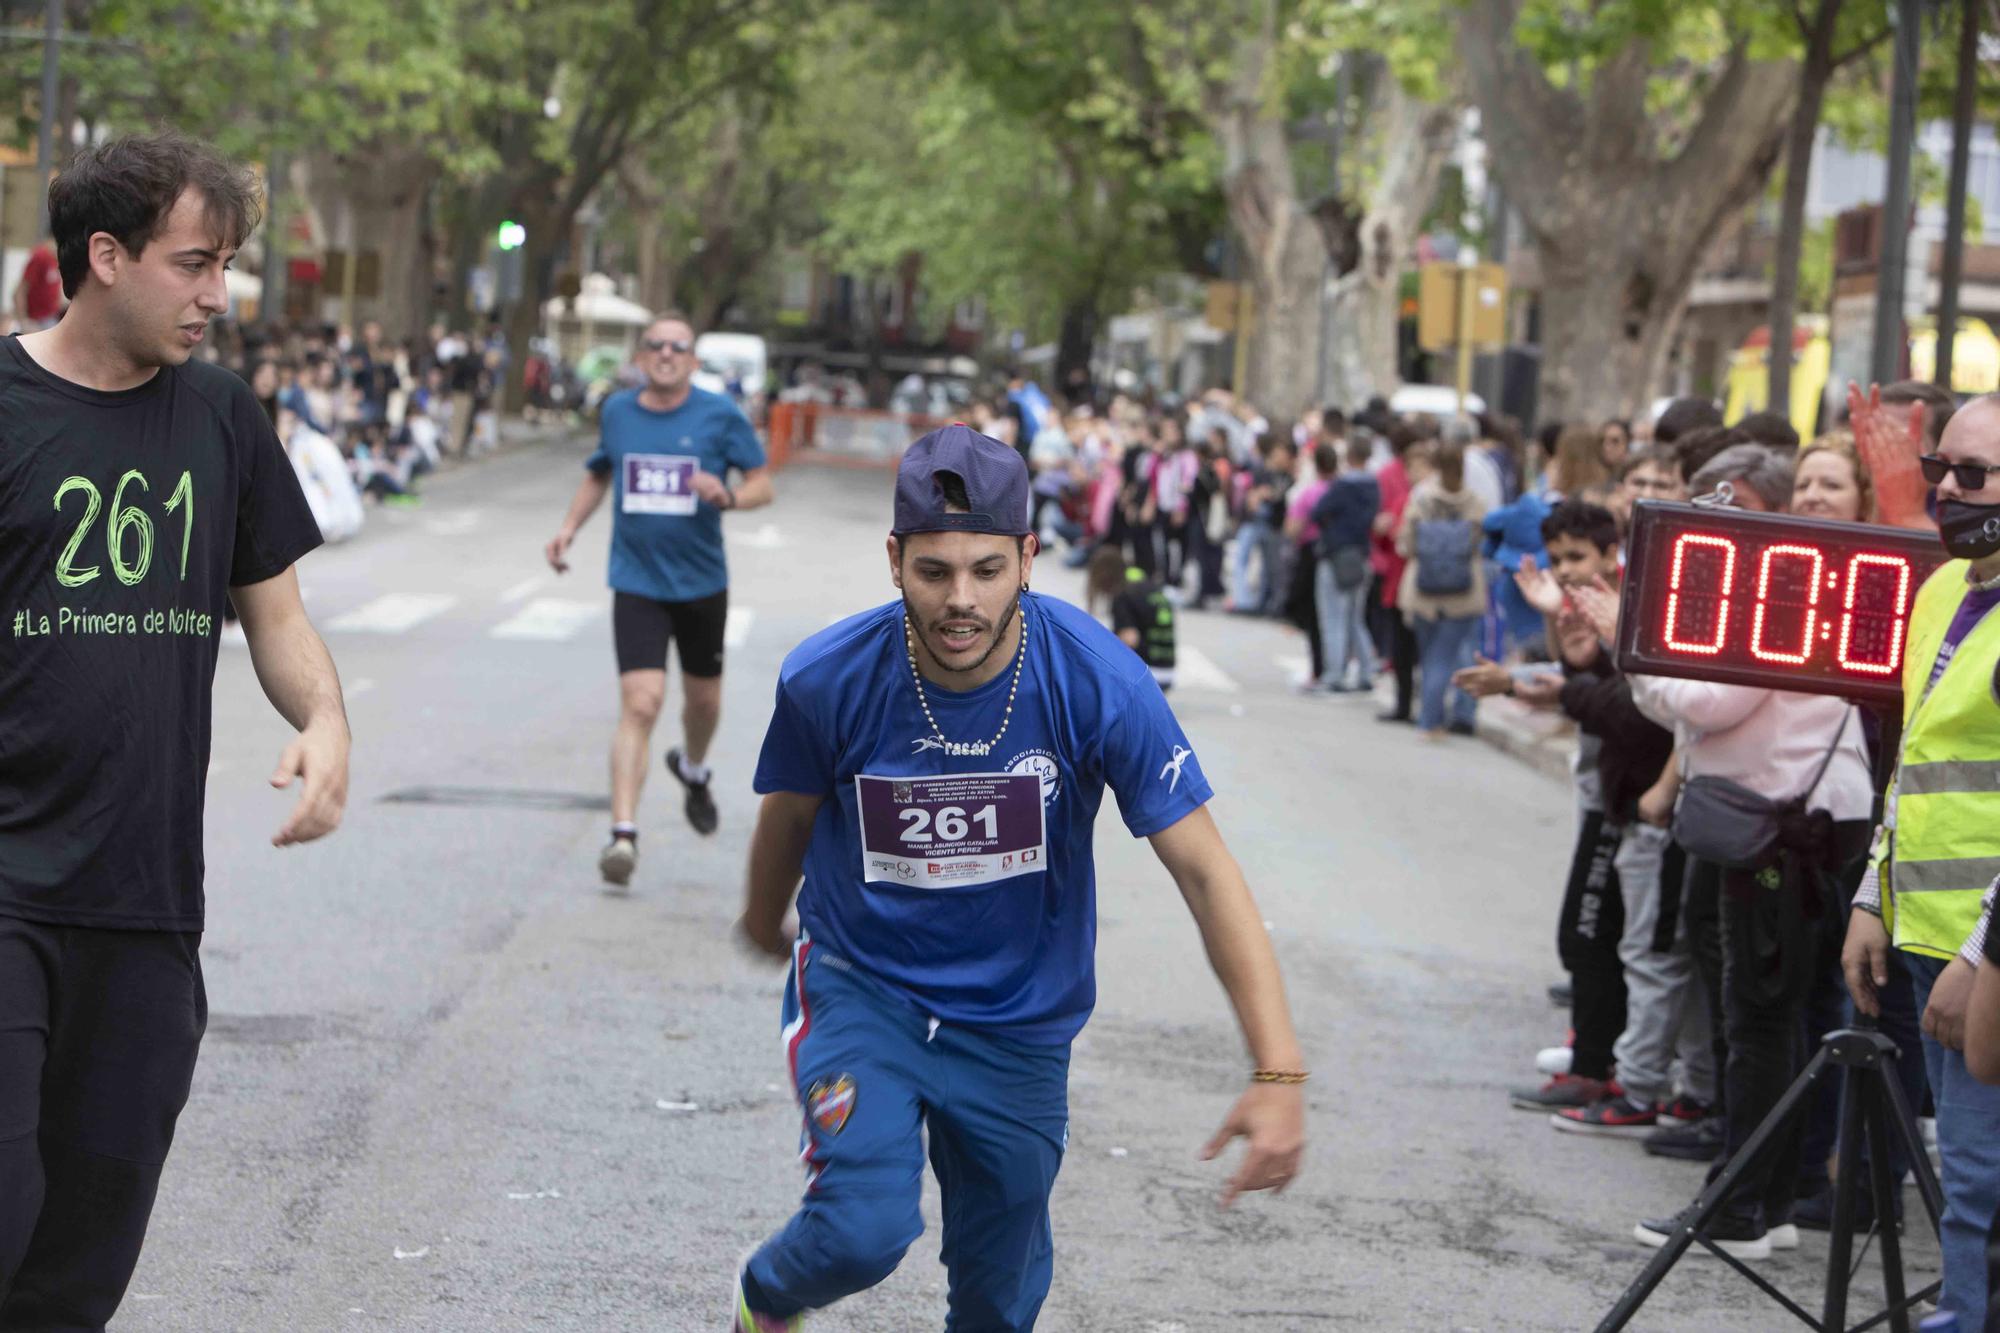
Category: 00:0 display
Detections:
[{"x1": 1658, "y1": 533, "x2": 1914, "y2": 677}]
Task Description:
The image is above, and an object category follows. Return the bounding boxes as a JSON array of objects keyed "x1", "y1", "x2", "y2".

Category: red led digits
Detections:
[
  {"x1": 1748, "y1": 544, "x2": 1824, "y2": 665},
  {"x1": 1836, "y1": 553, "x2": 1913, "y2": 676},
  {"x1": 1661, "y1": 533, "x2": 1735, "y2": 655}
]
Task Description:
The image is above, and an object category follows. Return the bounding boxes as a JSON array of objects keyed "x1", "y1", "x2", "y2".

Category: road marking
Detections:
[
  {"x1": 1174, "y1": 645, "x2": 1240, "y2": 693},
  {"x1": 499, "y1": 576, "x2": 547, "y2": 604},
  {"x1": 326, "y1": 594, "x2": 458, "y2": 634},
  {"x1": 348, "y1": 677, "x2": 377, "y2": 698},
  {"x1": 490, "y1": 599, "x2": 602, "y2": 641},
  {"x1": 423, "y1": 509, "x2": 482, "y2": 537},
  {"x1": 725, "y1": 606, "x2": 756, "y2": 648}
]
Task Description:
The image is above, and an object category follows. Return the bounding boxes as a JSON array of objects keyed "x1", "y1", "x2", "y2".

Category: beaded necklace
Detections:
[{"x1": 903, "y1": 605, "x2": 1028, "y2": 758}]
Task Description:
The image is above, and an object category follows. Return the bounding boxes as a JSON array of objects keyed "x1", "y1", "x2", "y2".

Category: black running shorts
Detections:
[{"x1": 612, "y1": 589, "x2": 729, "y2": 678}]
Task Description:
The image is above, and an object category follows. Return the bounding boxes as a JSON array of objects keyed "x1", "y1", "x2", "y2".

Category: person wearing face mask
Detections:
[{"x1": 1841, "y1": 392, "x2": 2000, "y2": 1325}]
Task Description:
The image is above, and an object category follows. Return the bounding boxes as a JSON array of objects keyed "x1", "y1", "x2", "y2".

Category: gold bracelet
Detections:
[{"x1": 1251, "y1": 1068, "x2": 1310, "y2": 1085}]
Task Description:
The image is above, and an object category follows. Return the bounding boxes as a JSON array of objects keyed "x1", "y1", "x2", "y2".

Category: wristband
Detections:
[
  {"x1": 1251, "y1": 1069, "x2": 1310, "y2": 1085},
  {"x1": 1854, "y1": 901, "x2": 1882, "y2": 919}
]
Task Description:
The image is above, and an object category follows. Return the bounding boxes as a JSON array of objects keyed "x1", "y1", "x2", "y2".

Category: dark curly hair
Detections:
[{"x1": 48, "y1": 131, "x2": 261, "y2": 299}]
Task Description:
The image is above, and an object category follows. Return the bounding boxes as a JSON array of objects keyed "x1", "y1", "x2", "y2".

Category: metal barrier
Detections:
[{"x1": 766, "y1": 403, "x2": 947, "y2": 469}]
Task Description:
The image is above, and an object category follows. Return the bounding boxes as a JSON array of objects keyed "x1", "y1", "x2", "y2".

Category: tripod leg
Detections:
[
  {"x1": 1876, "y1": 1052, "x2": 1944, "y2": 1234},
  {"x1": 1824, "y1": 1057, "x2": 1869, "y2": 1333},
  {"x1": 1865, "y1": 1077, "x2": 1913, "y2": 1333},
  {"x1": 1599, "y1": 1047, "x2": 1836, "y2": 1333}
]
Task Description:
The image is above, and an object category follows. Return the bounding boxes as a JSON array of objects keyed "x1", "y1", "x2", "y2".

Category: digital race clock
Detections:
[{"x1": 1613, "y1": 502, "x2": 1948, "y2": 706}]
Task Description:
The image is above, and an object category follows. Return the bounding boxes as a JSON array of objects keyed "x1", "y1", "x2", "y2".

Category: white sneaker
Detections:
[
  {"x1": 1767, "y1": 1223, "x2": 1799, "y2": 1251},
  {"x1": 1536, "y1": 1044, "x2": 1573, "y2": 1076},
  {"x1": 599, "y1": 836, "x2": 636, "y2": 891}
]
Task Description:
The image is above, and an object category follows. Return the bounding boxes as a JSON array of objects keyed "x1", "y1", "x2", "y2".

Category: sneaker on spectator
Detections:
[
  {"x1": 1551, "y1": 1094, "x2": 1657, "y2": 1137},
  {"x1": 1510, "y1": 1074, "x2": 1618, "y2": 1111},
  {"x1": 1643, "y1": 1117, "x2": 1725, "y2": 1162},
  {"x1": 1633, "y1": 1208, "x2": 1771, "y2": 1261},
  {"x1": 1535, "y1": 1043, "x2": 1574, "y2": 1077},
  {"x1": 1656, "y1": 1095, "x2": 1712, "y2": 1128},
  {"x1": 1793, "y1": 1185, "x2": 1901, "y2": 1233}
]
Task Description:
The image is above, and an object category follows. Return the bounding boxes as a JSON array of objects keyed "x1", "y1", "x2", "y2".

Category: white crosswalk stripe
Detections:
[
  {"x1": 490, "y1": 599, "x2": 602, "y2": 641},
  {"x1": 1174, "y1": 645, "x2": 1240, "y2": 694},
  {"x1": 498, "y1": 576, "x2": 548, "y2": 604},
  {"x1": 326, "y1": 594, "x2": 458, "y2": 634},
  {"x1": 725, "y1": 606, "x2": 757, "y2": 649}
]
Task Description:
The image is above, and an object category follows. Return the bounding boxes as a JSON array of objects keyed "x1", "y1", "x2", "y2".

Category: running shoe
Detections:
[
  {"x1": 1633, "y1": 1208, "x2": 1771, "y2": 1261},
  {"x1": 666, "y1": 747, "x2": 719, "y2": 836},
  {"x1": 1643, "y1": 1117, "x2": 1725, "y2": 1162},
  {"x1": 733, "y1": 1273, "x2": 801, "y2": 1331},
  {"x1": 1655, "y1": 1095, "x2": 1712, "y2": 1128},
  {"x1": 1551, "y1": 1094, "x2": 1657, "y2": 1137},
  {"x1": 599, "y1": 835, "x2": 636, "y2": 890},
  {"x1": 1510, "y1": 1074, "x2": 1619, "y2": 1111}
]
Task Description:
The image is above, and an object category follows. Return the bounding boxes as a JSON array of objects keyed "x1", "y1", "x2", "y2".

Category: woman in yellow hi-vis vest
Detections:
[{"x1": 1843, "y1": 393, "x2": 2000, "y2": 1326}]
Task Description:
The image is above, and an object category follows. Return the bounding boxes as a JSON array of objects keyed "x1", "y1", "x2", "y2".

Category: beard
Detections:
[{"x1": 904, "y1": 588, "x2": 1022, "y2": 678}]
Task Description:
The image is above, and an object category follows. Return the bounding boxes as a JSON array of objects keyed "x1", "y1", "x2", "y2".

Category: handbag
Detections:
[{"x1": 1671, "y1": 708, "x2": 1853, "y2": 871}]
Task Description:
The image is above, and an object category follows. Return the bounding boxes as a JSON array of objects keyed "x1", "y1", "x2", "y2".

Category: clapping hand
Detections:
[
  {"x1": 1513, "y1": 556, "x2": 1565, "y2": 617},
  {"x1": 1847, "y1": 380, "x2": 1933, "y2": 530}
]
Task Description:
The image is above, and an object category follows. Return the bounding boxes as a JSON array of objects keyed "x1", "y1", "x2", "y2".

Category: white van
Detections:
[{"x1": 691, "y1": 332, "x2": 768, "y2": 402}]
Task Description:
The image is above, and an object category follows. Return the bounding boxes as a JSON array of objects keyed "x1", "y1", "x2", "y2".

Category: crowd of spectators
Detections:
[{"x1": 999, "y1": 363, "x2": 1994, "y2": 1288}]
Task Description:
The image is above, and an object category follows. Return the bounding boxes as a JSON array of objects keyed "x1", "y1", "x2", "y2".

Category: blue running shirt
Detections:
[
  {"x1": 753, "y1": 592, "x2": 1213, "y2": 1044},
  {"x1": 585, "y1": 385, "x2": 765, "y2": 603}
]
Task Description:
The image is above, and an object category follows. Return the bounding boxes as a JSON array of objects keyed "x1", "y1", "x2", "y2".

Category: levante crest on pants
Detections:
[{"x1": 807, "y1": 1074, "x2": 857, "y2": 1135}]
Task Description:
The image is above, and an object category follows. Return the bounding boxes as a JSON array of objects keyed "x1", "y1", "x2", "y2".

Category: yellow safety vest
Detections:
[{"x1": 1879, "y1": 560, "x2": 2000, "y2": 958}]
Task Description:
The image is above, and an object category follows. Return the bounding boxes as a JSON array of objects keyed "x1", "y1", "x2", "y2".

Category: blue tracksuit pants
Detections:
[{"x1": 744, "y1": 941, "x2": 1070, "y2": 1331}]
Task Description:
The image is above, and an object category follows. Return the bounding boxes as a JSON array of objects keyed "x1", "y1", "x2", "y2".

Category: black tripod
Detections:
[{"x1": 1596, "y1": 1023, "x2": 1945, "y2": 1333}]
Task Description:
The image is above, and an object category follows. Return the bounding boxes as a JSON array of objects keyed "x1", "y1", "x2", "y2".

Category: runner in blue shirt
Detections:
[
  {"x1": 544, "y1": 312, "x2": 773, "y2": 889},
  {"x1": 731, "y1": 424, "x2": 1306, "y2": 1332}
]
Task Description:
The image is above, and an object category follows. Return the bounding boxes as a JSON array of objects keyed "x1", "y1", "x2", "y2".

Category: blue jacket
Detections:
[{"x1": 1311, "y1": 472, "x2": 1380, "y2": 555}]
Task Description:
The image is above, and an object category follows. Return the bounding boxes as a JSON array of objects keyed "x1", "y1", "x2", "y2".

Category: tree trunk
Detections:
[
  {"x1": 1055, "y1": 297, "x2": 1099, "y2": 400},
  {"x1": 1769, "y1": 2, "x2": 1842, "y2": 416},
  {"x1": 1211, "y1": 3, "x2": 1325, "y2": 422},
  {"x1": 501, "y1": 202, "x2": 561, "y2": 413},
  {"x1": 1458, "y1": 1, "x2": 1799, "y2": 423},
  {"x1": 1323, "y1": 87, "x2": 1459, "y2": 409}
]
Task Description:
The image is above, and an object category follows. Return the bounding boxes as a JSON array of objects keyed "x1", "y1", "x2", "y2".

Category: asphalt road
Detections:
[{"x1": 113, "y1": 432, "x2": 1937, "y2": 1331}]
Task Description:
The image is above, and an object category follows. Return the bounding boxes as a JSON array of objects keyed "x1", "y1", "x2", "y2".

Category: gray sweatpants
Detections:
[{"x1": 1609, "y1": 824, "x2": 1716, "y2": 1108}]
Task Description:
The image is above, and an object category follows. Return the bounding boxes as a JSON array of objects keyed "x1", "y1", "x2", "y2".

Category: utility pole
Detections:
[
  {"x1": 1934, "y1": 0, "x2": 1977, "y2": 390},
  {"x1": 1871, "y1": 0, "x2": 1921, "y2": 386},
  {"x1": 34, "y1": 0, "x2": 61, "y2": 240},
  {"x1": 261, "y1": 25, "x2": 292, "y2": 327}
]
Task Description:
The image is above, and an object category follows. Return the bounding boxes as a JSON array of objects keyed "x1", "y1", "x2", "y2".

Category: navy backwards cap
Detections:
[{"x1": 892, "y1": 422, "x2": 1032, "y2": 537}]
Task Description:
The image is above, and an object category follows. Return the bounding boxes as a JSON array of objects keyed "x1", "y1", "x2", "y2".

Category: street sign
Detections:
[
  {"x1": 1205, "y1": 281, "x2": 1242, "y2": 333},
  {"x1": 1418, "y1": 262, "x2": 1507, "y2": 353}
]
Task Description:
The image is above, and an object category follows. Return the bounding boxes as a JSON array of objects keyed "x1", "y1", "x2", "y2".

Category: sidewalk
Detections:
[{"x1": 1370, "y1": 676, "x2": 1577, "y2": 783}]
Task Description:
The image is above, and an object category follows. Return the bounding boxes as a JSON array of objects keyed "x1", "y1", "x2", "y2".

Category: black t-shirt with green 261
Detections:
[{"x1": 0, "y1": 338, "x2": 322, "y2": 931}]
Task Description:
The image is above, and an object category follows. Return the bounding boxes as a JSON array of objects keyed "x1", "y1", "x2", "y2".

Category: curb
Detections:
[{"x1": 1371, "y1": 680, "x2": 1576, "y2": 783}]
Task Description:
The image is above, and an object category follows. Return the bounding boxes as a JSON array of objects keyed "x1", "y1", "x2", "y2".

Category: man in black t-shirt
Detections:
[{"x1": 0, "y1": 133, "x2": 348, "y2": 1330}]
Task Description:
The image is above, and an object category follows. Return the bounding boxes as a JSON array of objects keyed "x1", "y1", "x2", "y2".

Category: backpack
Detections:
[{"x1": 1413, "y1": 502, "x2": 1476, "y2": 596}]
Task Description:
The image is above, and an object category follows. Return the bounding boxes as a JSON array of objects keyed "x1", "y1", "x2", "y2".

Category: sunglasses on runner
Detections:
[
  {"x1": 1918, "y1": 453, "x2": 2000, "y2": 491},
  {"x1": 642, "y1": 337, "x2": 692, "y2": 354}
]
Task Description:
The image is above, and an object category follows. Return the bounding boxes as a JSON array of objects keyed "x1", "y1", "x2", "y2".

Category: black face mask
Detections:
[{"x1": 1938, "y1": 498, "x2": 2000, "y2": 561}]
